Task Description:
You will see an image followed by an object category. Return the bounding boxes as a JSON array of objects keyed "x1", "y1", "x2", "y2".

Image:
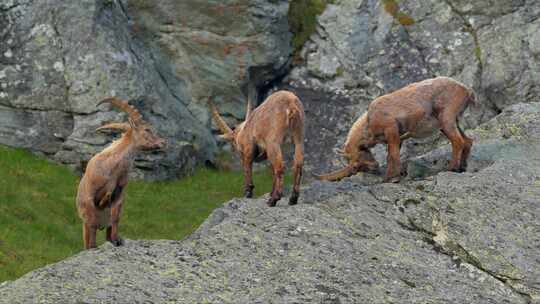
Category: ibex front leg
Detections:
[
  {"x1": 106, "y1": 186, "x2": 125, "y2": 247},
  {"x1": 384, "y1": 124, "x2": 402, "y2": 183},
  {"x1": 241, "y1": 154, "x2": 255, "y2": 198},
  {"x1": 289, "y1": 135, "x2": 304, "y2": 205}
]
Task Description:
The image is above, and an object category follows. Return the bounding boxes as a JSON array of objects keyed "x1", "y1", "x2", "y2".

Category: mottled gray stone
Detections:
[
  {"x1": 0, "y1": 0, "x2": 293, "y2": 179},
  {"x1": 286, "y1": 0, "x2": 540, "y2": 175},
  {"x1": 1, "y1": 103, "x2": 538, "y2": 303}
]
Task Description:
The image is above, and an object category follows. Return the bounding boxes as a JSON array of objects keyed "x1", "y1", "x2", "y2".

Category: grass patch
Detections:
[
  {"x1": 288, "y1": 0, "x2": 334, "y2": 62},
  {"x1": 0, "y1": 145, "x2": 288, "y2": 282}
]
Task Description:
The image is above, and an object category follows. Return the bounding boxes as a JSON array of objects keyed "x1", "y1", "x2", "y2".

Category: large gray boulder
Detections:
[
  {"x1": 0, "y1": 0, "x2": 292, "y2": 179},
  {"x1": 288, "y1": 0, "x2": 540, "y2": 173},
  {"x1": 1, "y1": 103, "x2": 538, "y2": 303}
]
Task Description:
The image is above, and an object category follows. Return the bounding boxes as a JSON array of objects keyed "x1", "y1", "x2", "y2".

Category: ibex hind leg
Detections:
[
  {"x1": 289, "y1": 132, "x2": 304, "y2": 205},
  {"x1": 441, "y1": 119, "x2": 465, "y2": 172},
  {"x1": 109, "y1": 191, "x2": 125, "y2": 247},
  {"x1": 457, "y1": 124, "x2": 473, "y2": 172}
]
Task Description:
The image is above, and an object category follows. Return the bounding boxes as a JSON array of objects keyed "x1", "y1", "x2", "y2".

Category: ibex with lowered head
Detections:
[
  {"x1": 316, "y1": 76, "x2": 475, "y2": 182},
  {"x1": 210, "y1": 90, "x2": 305, "y2": 207},
  {"x1": 76, "y1": 97, "x2": 166, "y2": 249}
]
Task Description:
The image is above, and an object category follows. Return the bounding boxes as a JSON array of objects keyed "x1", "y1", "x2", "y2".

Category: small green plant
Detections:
[
  {"x1": 336, "y1": 66, "x2": 345, "y2": 77},
  {"x1": 0, "y1": 145, "x2": 289, "y2": 282},
  {"x1": 288, "y1": 0, "x2": 334, "y2": 62},
  {"x1": 380, "y1": 0, "x2": 415, "y2": 26}
]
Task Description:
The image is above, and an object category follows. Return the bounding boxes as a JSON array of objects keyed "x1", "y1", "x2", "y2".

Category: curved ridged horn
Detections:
[
  {"x1": 209, "y1": 102, "x2": 233, "y2": 136},
  {"x1": 312, "y1": 164, "x2": 358, "y2": 181},
  {"x1": 246, "y1": 74, "x2": 254, "y2": 119},
  {"x1": 335, "y1": 148, "x2": 345, "y2": 155},
  {"x1": 96, "y1": 122, "x2": 131, "y2": 133},
  {"x1": 246, "y1": 96, "x2": 252, "y2": 119},
  {"x1": 98, "y1": 97, "x2": 144, "y2": 126}
]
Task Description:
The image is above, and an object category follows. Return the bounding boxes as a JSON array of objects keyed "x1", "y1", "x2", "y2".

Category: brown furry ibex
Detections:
[
  {"x1": 210, "y1": 90, "x2": 305, "y2": 207},
  {"x1": 76, "y1": 97, "x2": 166, "y2": 249},
  {"x1": 316, "y1": 77, "x2": 475, "y2": 182}
]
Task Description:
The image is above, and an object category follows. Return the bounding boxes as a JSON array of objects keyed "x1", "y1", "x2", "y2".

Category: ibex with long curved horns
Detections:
[
  {"x1": 76, "y1": 97, "x2": 166, "y2": 249},
  {"x1": 210, "y1": 90, "x2": 305, "y2": 207},
  {"x1": 315, "y1": 77, "x2": 475, "y2": 182}
]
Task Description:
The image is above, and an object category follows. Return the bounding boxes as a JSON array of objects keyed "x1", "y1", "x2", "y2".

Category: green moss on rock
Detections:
[
  {"x1": 380, "y1": 0, "x2": 415, "y2": 26},
  {"x1": 288, "y1": 0, "x2": 334, "y2": 61}
]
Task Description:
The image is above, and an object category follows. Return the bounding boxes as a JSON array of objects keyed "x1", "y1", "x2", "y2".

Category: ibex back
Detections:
[{"x1": 211, "y1": 90, "x2": 305, "y2": 206}]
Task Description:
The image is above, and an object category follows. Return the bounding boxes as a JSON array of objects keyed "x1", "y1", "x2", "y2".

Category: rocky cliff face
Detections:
[
  {"x1": 1, "y1": 0, "x2": 538, "y2": 179},
  {"x1": 1, "y1": 103, "x2": 539, "y2": 303},
  {"x1": 0, "y1": 0, "x2": 291, "y2": 179},
  {"x1": 287, "y1": 0, "x2": 540, "y2": 173}
]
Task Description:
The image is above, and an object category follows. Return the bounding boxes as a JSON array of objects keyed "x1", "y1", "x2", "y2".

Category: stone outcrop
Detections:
[
  {"x1": 287, "y1": 0, "x2": 540, "y2": 173},
  {"x1": 0, "y1": 0, "x2": 292, "y2": 179},
  {"x1": 1, "y1": 0, "x2": 538, "y2": 178},
  {"x1": 2, "y1": 103, "x2": 538, "y2": 303}
]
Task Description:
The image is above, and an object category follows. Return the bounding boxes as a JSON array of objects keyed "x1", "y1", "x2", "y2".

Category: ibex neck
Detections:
[
  {"x1": 101, "y1": 131, "x2": 138, "y2": 163},
  {"x1": 344, "y1": 113, "x2": 368, "y2": 150},
  {"x1": 119, "y1": 132, "x2": 138, "y2": 160}
]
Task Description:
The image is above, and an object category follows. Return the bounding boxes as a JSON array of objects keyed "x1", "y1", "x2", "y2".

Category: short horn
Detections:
[
  {"x1": 98, "y1": 97, "x2": 144, "y2": 126},
  {"x1": 96, "y1": 122, "x2": 131, "y2": 133},
  {"x1": 208, "y1": 101, "x2": 233, "y2": 136},
  {"x1": 312, "y1": 164, "x2": 358, "y2": 181}
]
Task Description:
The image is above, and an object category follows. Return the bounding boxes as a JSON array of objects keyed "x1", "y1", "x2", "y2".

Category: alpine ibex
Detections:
[
  {"x1": 316, "y1": 77, "x2": 475, "y2": 182},
  {"x1": 76, "y1": 97, "x2": 166, "y2": 249},
  {"x1": 210, "y1": 90, "x2": 305, "y2": 207}
]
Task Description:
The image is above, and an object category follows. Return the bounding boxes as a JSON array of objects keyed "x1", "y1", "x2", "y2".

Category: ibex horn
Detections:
[{"x1": 98, "y1": 97, "x2": 144, "y2": 126}]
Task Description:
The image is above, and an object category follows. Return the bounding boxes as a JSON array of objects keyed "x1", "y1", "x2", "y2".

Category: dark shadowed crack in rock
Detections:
[{"x1": 395, "y1": 192, "x2": 537, "y2": 303}]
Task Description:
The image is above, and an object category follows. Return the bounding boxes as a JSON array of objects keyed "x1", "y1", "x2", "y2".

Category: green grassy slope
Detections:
[{"x1": 0, "y1": 145, "x2": 285, "y2": 282}]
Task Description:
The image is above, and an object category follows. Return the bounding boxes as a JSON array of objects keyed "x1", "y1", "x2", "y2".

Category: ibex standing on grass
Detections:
[
  {"x1": 316, "y1": 77, "x2": 475, "y2": 182},
  {"x1": 76, "y1": 97, "x2": 166, "y2": 249},
  {"x1": 210, "y1": 90, "x2": 305, "y2": 207}
]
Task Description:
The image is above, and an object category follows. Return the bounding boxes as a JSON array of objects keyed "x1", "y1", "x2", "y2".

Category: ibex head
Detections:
[
  {"x1": 97, "y1": 97, "x2": 166, "y2": 151},
  {"x1": 315, "y1": 113, "x2": 379, "y2": 181}
]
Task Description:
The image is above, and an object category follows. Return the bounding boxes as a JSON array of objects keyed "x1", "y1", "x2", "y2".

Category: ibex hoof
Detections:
[
  {"x1": 110, "y1": 238, "x2": 124, "y2": 247},
  {"x1": 244, "y1": 191, "x2": 253, "y2": 198},
  {"x1": 266, "y1": 199, "x2": 278, "y2": 207},
  {"x1": 288, "y1": 194, "x2": 299, "y2": 205},
  {"x1": 384, "y1": 176, "x2": 401, "y2": 183}
]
